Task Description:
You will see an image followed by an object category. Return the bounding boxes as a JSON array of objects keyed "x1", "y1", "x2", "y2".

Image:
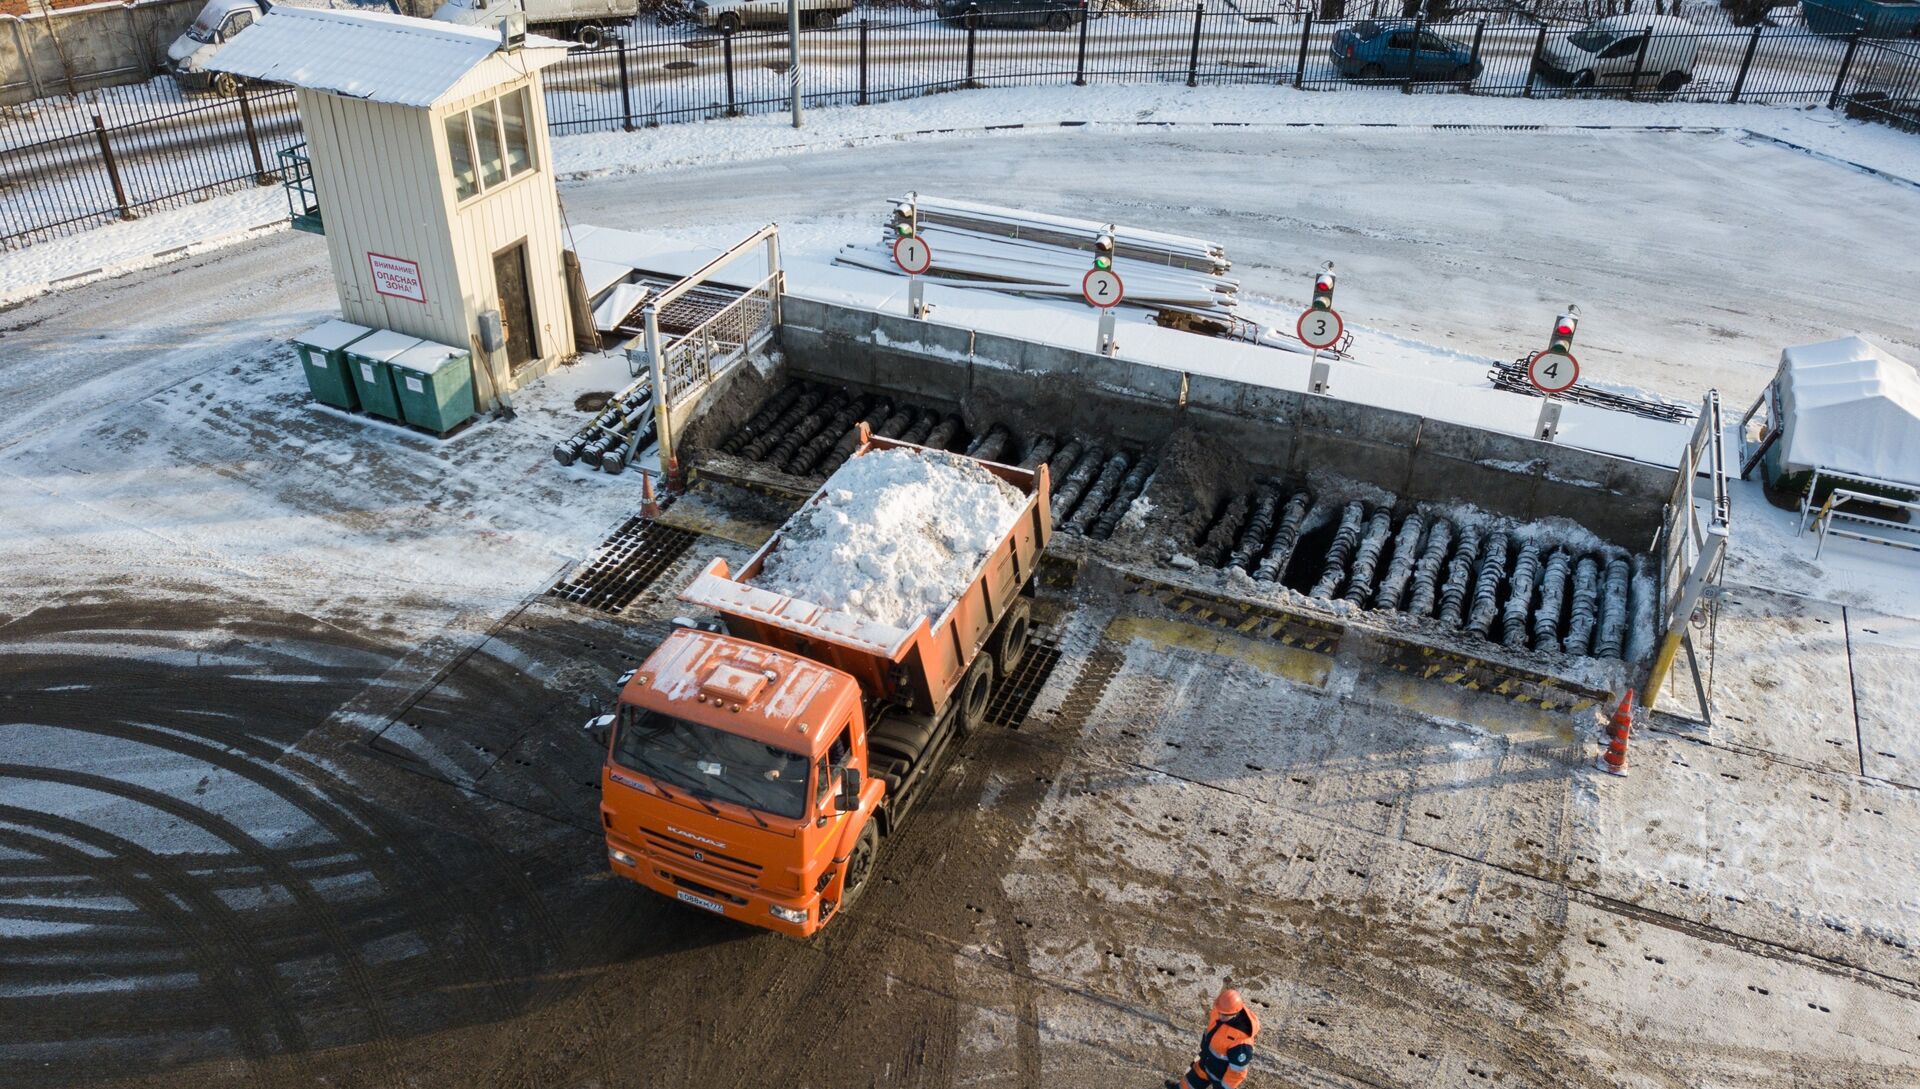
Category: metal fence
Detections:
[{"x1": 5, "y1": 6, "x2": 1920, "y2": 251}]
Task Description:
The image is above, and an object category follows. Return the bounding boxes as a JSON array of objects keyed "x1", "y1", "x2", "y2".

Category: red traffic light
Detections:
[{"x1": 1555, "y1": 322, "x2": 1574, "y2": 336}]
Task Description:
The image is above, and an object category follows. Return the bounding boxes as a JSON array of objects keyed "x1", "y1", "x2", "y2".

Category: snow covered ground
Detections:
[{"x1": 10, "y1": 82, "x2": 1920, "y2": 307}]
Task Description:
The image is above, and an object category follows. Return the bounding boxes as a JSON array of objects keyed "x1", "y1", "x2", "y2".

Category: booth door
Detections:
[{"x1": 493, "y1": 242, "x2": 537, "y2": 371}]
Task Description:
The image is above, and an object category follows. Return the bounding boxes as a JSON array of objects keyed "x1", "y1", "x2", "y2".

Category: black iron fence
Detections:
[{"x1": 4, "y1": 6, "x2": 1919, "y2": 251}]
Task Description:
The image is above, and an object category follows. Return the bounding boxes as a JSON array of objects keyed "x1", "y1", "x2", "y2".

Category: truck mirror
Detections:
[
  {"x1": 584, "y1": 713, "x2": 614, "y2": 744},
  {"x1": 836, "y1": 768, "x2": 862, "y2": 812}
]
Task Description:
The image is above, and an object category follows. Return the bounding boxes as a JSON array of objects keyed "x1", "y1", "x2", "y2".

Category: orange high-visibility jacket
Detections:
[{"x1": 1184, "y1": 1006, "x2": 1260, "y2": 1089}]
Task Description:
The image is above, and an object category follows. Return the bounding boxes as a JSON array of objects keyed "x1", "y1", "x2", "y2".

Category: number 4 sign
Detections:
[{"x1": 1527, "y1": 349, "x2": 1579, "y2": 395}]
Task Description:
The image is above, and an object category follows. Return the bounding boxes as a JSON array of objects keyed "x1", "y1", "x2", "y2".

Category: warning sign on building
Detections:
[{"x1": 368, "y1": 253, "x2": 427, "y2": 303}]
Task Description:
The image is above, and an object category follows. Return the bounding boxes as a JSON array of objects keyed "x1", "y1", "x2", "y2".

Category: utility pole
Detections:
[{"x1": 788, "y1": 0, "x2": 803, "y2": 128}]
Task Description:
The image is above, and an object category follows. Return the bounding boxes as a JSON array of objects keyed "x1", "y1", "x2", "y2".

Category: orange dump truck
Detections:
[{"x1": 593, "y1": 432, "x2": 1052, "y2": 937}]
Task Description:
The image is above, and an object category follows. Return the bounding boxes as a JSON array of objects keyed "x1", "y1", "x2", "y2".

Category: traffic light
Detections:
[
  {"x1": 1093, "y1": 232, "x2": 1115, "y2": 271},
  {"x1": 894, "y1": 196, "x2": 920, "y2": 238},
  {"x1": 1311, "y1": 263, "x2": 1336, "y2": 311},
  {"x1": 1548, "y1": 305, "x2": 1579, "y2": 355}
]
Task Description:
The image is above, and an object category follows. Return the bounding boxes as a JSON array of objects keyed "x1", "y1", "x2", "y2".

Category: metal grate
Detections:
[
  {"x1": 986, "y1": 635, "x2": 1063, "y2": 729},
  {"x1": 549, "y1": 518, "x2": 699, "y2": 614}
]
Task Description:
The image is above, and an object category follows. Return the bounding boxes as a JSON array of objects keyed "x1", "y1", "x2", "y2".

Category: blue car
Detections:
[{"x1": 1330, "y1": 20, "x2": 1482, "y2": 82}]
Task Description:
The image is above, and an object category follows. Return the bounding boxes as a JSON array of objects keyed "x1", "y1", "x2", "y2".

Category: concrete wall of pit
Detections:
[{"x1": 772, "y1": 296, "x2": 1676, "y2": 552}]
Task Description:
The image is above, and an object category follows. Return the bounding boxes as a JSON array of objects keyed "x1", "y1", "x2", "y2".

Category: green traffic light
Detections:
[{"x1": 1094, "y1": 256, "x2": 1111, "y2": 270}]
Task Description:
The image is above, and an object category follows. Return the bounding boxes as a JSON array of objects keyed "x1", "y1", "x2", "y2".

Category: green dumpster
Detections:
[
  {"x1": 343, "y1": 329, "x2": 419, "y2": 422},
  {"x1": 292, "y1": 319, "x2": 373, "y2": 411},
  {"x1": 391, "y1": 341, "x2": 476, "y2": 435}
]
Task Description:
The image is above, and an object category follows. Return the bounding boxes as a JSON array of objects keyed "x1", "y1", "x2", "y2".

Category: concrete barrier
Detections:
[
  {"x1": 776, "y1": 293, "x2": 1676, "y2": 549},
  {"x1": 1, "y1": 0, "x2": 201, "y2": 105}
]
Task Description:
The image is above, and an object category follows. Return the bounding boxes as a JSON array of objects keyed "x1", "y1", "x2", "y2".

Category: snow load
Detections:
[
  {"x1": 752, "y1": 448, "x2": 1026, "y2": 631},
  {"x1": 1776, "y1": 335, "x2": 1920, "y2": 484}
]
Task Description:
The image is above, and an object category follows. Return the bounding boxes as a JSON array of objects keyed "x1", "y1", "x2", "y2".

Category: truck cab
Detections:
[{"x1": 600, "y1": 626, "x2": 885, "y2": 937}]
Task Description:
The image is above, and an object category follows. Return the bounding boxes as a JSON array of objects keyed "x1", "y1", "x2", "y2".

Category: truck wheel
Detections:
[
  {"x1": 577, "y1": 23, "x2": 605, "y2": 48},
  {"x1": 838, "y1": 821, "x2": 881, "y2": 912},
  {"x1": 991, "y1": 596, "x2": 1033, "y2": 677},
  {"x1": 1657, "y1": 70, "x2": 1687, "y2": 93},
  {"x1": 717, "y1": 12, "x2": 740, "y2": 33},
  {"x1": 957, "y1": 652, "x2": 996, "y2": 737},
  {"x1": 1046, "y1": 9, "x2": 1072, "y2": 29},
  {"x1": 212, "y1": 72, "x2": 239, "y2": 97}
]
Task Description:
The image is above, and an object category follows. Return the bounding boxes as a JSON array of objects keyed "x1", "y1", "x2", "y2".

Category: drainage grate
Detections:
[
  {"x1": 987, "y1": 635, "x2": 1063, "y2": 729},
  {"x1": 550, "y1": 518, "x2": 699, "y2": 613}
]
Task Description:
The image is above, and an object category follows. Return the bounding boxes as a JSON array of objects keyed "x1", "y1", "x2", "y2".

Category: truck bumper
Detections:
[{"x1": 605, "y1": 836, "x2": 825, "y2": 938}]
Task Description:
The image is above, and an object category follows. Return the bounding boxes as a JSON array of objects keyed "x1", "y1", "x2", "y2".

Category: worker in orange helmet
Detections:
[{"x1": 1166, "y1": 984, "x2": 1261, "y2": 1089}]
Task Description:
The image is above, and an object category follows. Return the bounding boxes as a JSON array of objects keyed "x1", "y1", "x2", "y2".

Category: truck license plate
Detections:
[{"x1": 676, "y1": 890, "x2": 725, "y2": 914}]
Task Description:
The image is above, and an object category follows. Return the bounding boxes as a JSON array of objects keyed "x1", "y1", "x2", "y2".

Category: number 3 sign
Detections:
[{"x1": 1296, "y1": 308, "x2": 1343, "y2": 350}]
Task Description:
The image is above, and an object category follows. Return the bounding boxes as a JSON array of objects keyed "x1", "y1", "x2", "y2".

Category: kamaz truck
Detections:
[{"x1": 591, "y1": 430, "x2": 1051, "y2": 936}]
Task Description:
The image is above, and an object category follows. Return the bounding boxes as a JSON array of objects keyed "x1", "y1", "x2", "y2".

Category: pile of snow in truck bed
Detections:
[{"x1": 752, "y1": 448, "x2": 1025, "y2": 631}]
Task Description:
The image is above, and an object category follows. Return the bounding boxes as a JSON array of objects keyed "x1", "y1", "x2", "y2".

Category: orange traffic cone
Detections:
[
  {"x1": 1598, "y1": 731, "x2": 1628, "y2": 775},
  {"x1": 641, "y1": 472, "x2": 659, "y2": 520},
  {"x1": 666, "y1": 454, "x2": 686, "y2": 495},
  {"x1": 1608, "y1": 689, "x2": 1635, "y2": 741}
]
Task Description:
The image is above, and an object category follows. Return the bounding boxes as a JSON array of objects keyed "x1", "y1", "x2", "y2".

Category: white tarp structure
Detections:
[{"x1": 1776, "y1": 335, "x2": 1920, "y2": 483}]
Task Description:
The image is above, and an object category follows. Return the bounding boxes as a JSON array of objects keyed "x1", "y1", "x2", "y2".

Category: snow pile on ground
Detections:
[{"x1": 753, "y1": 447, "x2": 1025, "y2": 630}]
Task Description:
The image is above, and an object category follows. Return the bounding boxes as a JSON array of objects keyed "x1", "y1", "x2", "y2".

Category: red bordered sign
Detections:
[
  {"x1": 367, "y1": 252, "x2": 426, "y2": 304},
  {"x1": 1296, "y1": 307, "x2": 1343, "y2": 350},
  {"x1": 893, "y1": 235, "x2": 933, "y2": 275},
  {"x1": 1527, "y1": 349, "x2": 1579, "y2": 395},
  {"x1": 1082, "y1": 268, "x2": 1124, "y2": 308}
]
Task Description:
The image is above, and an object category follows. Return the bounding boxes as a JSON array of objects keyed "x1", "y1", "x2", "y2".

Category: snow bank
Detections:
[{"x1": 752, "y1": 448, "x2": 1025, "y2": 631}]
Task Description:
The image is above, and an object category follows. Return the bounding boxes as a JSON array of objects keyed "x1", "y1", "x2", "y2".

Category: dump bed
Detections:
[{"x1": 679, "y1": 432, "x2": 1051, "y2": 715}]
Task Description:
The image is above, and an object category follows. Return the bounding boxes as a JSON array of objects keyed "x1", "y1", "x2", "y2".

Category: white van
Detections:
[
  {"x1": 432, "y1": 0, "x2": 636, "y2": 46},
  {"x1": 1535, "y1": 14, "x2": 1700, "y2": 92},
  {"x1": 166, "y1": 0, "x2": 268, "y2": 93}
]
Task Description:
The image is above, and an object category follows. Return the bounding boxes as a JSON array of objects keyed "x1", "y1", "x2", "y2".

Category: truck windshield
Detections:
[
  {"x1": 612, "y1": 706, "x2": 811, "y2": 821},
  {"x1": 1567, "y1": 29, "x2": 1616, "y2": 53}
]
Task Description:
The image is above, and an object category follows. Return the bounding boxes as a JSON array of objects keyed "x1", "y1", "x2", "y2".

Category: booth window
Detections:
[
  {"x1": 444, "y1": 114, "x2": 478, "y2": 200},
  {"x1": 444, "y1": 88, "x2": 537, "y2": 202}
]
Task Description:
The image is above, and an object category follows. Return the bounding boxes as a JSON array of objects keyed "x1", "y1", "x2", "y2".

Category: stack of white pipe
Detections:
[{"x1": 835, "y1": 195, "x2": 1241, "y2": 312}]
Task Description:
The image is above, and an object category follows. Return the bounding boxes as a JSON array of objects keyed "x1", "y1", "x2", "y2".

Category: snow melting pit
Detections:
[
  {"x1": 1187, "y1": 484, "x2": 1656, "y2": 665},
  {"x1": 751, "y1": 446, "x2": 1026, "y2": 632},
  {"x1": 715, "y1": 380, "x2": 1156, "y2": 541}
]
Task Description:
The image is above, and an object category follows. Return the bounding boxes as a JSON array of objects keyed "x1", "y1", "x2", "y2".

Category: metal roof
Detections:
[{"x1": 207, "y1": 7, "x2": 569, "y2": 108}]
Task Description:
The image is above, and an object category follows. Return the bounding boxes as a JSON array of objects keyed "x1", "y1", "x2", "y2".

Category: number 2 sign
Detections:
[{"x1": 1082, "y1": 268, "x2": 1124, "y2": 309}]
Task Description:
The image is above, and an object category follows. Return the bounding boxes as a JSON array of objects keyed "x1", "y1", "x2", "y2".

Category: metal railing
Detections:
[
  {"x1": 630, "y1": 223, "x2": 783, "y2": 475},
  {"x1": 7, "y1": 8, "x2": 1920, "y2": 250},
  {"x1": 1645, "y1": 389, "x2": 1728, "y2": 716}
]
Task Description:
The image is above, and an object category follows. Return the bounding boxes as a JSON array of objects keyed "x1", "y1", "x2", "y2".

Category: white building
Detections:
[{"x1": 211, "y1": 8, "x2": 580, "y2": 404}]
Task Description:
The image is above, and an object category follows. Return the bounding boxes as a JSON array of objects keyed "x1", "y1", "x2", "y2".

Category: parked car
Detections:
[
  {"x1": 434, "y1": 0, "x2": 640, "y2": 46},
  {"x1": 687, "y1": 0, "x2": 853, "y2": 33},
  {"x1": 938, "y1": 0, "x2": 1085, "y2": 31},
  {"x1": 1533, "y1": 14, "x2": 1700, "y2": 92},
  {"x1": 1329, "y1": 20, "x2": 1481, "y2": 82},
  {"x1": 166, "y1": 0, "x2": 268, "y2": 93}
]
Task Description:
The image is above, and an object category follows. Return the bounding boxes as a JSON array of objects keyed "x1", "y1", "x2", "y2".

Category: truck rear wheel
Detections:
[
  {"x1": 991, "y1": 596, "x2": 1033, "y2": 677},
  {"x1": 839, "y1": 821, "x2": 881, "y2": 912},
  {"x1": 957, "y1": 652, "x2": 996, "y2": 737}
]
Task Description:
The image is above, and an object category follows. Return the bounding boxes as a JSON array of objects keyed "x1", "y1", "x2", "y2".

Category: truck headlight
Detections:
[
  {"x1": 609, "y1": 848, "x2": 637, "y2": 867},
  {"x1": 769, "y1": 904, "x2": 808, "y2": 924}
]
